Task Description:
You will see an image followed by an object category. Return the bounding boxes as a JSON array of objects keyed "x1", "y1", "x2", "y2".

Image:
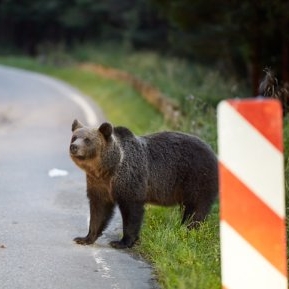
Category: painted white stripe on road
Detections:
[
  {"x1": 69, "y1": 92, "x2": 98, "y2": 126},
  {"x1": 221, "y1": 221, "x2": 287, "y2": 289},
  {"x1": 218, "y1": 101, "x2": 285, "y2": 218},
  {"x1": 30, "y1": 71, "x2": 99, "y2": 126}
]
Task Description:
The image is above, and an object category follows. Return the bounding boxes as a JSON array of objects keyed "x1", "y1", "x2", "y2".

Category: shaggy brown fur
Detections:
[{"x1": 70, "y1": 120, "x2": 218, "y2": 249}]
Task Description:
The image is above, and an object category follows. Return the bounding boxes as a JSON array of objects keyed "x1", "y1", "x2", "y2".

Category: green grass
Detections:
[
  {"x1": 44, "y1": 68, "x2": 166, "y2": 135},
  {"x1": 139, "y1": 204, "x2": 220, "y2": 289},
  {"x1": 1, "y1": 48, "x2": 288, "y2": 289},
  {"x1": 71, "y1": 43, "x2": 250, "y2": 108}
]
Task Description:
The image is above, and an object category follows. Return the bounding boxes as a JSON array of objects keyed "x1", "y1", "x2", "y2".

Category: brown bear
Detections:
[{"x1": 70, "y1": 119, "x2": 218, "y2": 249}]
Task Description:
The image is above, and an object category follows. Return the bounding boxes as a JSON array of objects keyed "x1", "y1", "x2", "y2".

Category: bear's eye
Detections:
[
  {"x1": 71, "y1": 136, "x2": 77, "y2": 143},
  {"x1": 84, "y1": 138, "x2": 91, "y2": 145}
]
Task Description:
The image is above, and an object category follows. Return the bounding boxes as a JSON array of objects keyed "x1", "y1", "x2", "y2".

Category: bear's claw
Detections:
[
  {"x1": 110, "y1": 237, "x2": 139, "y2": 249},
  {"x1": 74, "y1": 236, "x2": 93, "y2": 245},
  {"x1": 110, "y1": 240, "x2": 130, "y2": 249}
]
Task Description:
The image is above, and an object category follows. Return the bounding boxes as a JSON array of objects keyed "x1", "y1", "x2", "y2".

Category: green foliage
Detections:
[
  {"x1": 0, "y1": 0, "x2": 168, "y2": 55},
  {"x1": 1, "y1": 0, "x2": 289, "y2": 92},
  {"x1": 153, "y1": 0, "x2": 289, "y2": 58},
  {"x1": 71, "y1": 44, "x2": 249, "y2": 105}
]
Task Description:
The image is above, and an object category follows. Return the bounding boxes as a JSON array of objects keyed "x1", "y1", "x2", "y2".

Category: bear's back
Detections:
[
  {"x1": 142, "y1": 132, "x2": 218, "y2": 204},
  {"x1": 144, "y1": 131, "x2": 216, "y2": 167}
]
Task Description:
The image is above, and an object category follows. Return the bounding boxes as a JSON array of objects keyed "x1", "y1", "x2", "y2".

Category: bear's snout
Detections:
[{"x1": 70, "y1": 144, "x2": 78, "y2": 155}]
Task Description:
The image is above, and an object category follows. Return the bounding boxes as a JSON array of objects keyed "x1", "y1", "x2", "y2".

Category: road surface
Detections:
[{"x1": 0, "y1": 65, "x2": 158, "y2": 289}]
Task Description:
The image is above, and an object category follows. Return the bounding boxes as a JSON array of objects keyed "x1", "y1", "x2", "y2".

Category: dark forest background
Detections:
[{"x1": 1, "y1": 0, "x2": 289, "y2": 94}]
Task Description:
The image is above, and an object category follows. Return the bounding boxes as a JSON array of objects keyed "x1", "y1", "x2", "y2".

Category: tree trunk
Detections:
[
  {"x1": 281, "y1": 39, "x2": 289, "y2": 83},
  {"x1": 251, "y1": 41, "x2": 261, "y2": 96}
]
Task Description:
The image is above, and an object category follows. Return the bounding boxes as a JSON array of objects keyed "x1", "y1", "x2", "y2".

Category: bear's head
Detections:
[{"x1": 70, "y1": 119, "x2": 122, "y2": 175}]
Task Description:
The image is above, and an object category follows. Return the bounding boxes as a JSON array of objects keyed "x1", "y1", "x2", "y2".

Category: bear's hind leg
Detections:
[
  {"x1": 110, "y1": 201, "x2": 144, "y2": 249},
  {"x1": 181, "y1": 203, "x2": 208, "y2": 229}
]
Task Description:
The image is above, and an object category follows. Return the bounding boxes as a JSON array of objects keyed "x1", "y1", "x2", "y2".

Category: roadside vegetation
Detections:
[{"x1": 0, "y1": 45, "x2": 288, "y2": 289}]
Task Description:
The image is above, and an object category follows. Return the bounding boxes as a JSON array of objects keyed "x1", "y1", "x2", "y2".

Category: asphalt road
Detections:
[{"x1": 0, "y1": 65, "x2": 157, "y2": 289}]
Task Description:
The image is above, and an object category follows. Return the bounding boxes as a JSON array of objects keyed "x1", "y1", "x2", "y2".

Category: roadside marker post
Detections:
[{"x1": 217, "y1": 99, "x2": 288, "y2": 289}]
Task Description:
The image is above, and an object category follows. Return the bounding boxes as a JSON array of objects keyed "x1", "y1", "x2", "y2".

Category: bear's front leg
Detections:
[
  {"x1": 74, "y1": 197, "x2": 115, "y2": 245},
  {"x1": 110, "y1": 201, "x2": 144, "y2": 249}
]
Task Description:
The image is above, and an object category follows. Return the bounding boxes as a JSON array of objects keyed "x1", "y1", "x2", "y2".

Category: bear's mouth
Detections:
[{"x1": 73, "y1": 155, "x2": 86, "y2": 161}]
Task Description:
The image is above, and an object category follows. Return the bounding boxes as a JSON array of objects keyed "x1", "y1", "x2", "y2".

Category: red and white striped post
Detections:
[{"x1": 217, "y1": 99, "x2": 287, "y2": 289}]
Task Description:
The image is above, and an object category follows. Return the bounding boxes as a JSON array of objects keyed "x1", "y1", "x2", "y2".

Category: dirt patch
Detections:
[
  {"x1": 0, "y1": 107, "x2": 19, "y2": 133},
  {"x1": 0, "y1": 112, "x2": 13, "y2": 125}
]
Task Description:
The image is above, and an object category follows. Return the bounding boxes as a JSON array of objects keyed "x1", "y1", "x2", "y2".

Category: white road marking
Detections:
[
  {"x1": 0, "y1": 65, "x2": 99, "y2": 126},
  {"x1": 33, "y1": 72, "x2": 99, "y2": 126},
  {"x1": 94, "y1": 254, "x2": 113, "y2": 279}
]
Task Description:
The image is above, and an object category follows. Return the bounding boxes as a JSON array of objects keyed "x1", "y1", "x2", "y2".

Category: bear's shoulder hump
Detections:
[{"x1": 114, "y1": 126, "x2": 134, "y2": 139}]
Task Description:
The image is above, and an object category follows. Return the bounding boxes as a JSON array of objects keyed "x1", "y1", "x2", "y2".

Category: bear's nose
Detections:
[{"x1": 70, "y1": 144, "x2": 78, "y2": 154}]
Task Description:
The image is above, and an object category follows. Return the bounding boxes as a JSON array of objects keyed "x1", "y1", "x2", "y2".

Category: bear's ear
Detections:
[
  {"x1": 72, "y1": 119, "x2": 83, "y2": 132},
  {"x1": 99, "y1": 122, "x2": 113, "y2": 140}
]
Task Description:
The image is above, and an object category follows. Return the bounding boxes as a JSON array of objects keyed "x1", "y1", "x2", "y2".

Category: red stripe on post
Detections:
[{"x1": 227, "y1": 99, "x2": 283, "y2": 152}]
